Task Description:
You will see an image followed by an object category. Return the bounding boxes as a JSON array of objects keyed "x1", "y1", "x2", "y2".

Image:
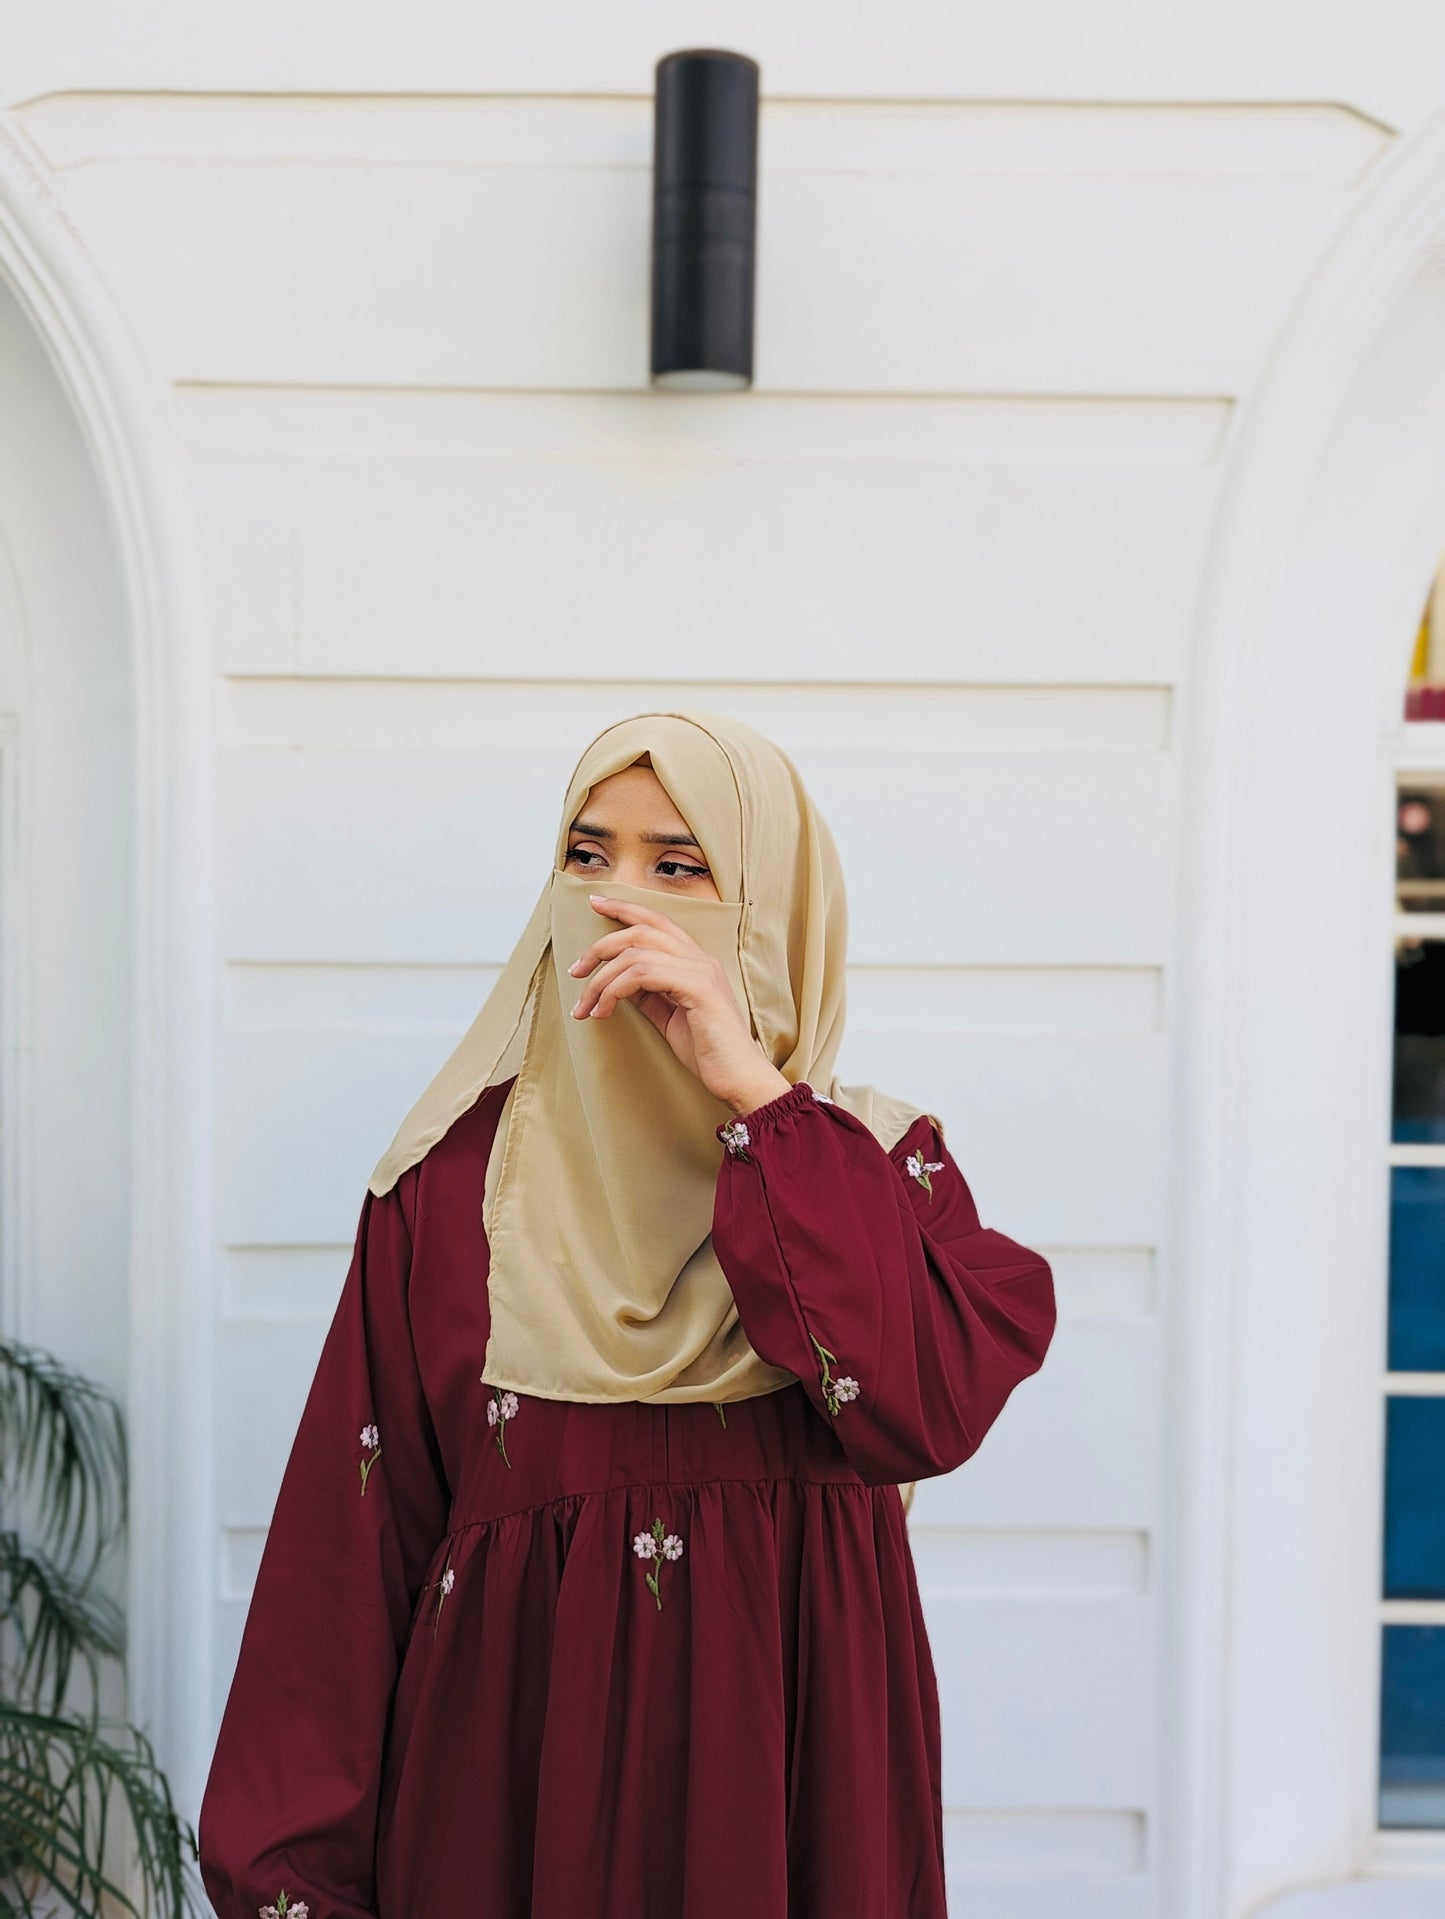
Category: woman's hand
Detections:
[{"x1": 566, "y1": 895, "x2": 790, "y2": 1116}]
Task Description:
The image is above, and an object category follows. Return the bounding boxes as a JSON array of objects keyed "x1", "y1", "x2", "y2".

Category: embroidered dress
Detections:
[{"x1": 197, "y1": 1078, "x2": 1055, "y2": 1919}]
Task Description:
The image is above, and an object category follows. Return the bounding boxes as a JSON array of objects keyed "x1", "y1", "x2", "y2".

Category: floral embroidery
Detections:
[
  {"x1": 809, "y1": 1332, "x2": 860, "y2": 1416},
  {"x1": 259, "y1": 1893, "x2": 309, "y2": 1919},
  {"x1": 812, "y1": 1091, "x2": 835, "y2": 1104},
  {"x1": 719, "y1": 1117, "x2": 751, "y2": 1160},
  {"x1": 486, "y1": 1385, "x2": 519, "y2": 1466},
  {"x1": 905, "y1": 1149, "x2": 945, "y2": 1199},
  {"x1": 431, "y1": 1557, "x2": 455, "y2": 1638},
  {"x1": 358, "y1": 1423, "x2": 381, "y2": 1496},
  {"x1": 632, "y1": 1517, "x2": 684, "y2": 1610}
]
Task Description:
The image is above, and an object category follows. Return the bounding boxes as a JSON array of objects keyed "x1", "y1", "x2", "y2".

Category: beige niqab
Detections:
[{"x1": 367, "y1": 709, "x2": 927, "y2": 1405}]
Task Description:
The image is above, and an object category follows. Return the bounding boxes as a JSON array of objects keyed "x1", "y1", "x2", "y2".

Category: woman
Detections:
[{"x1": 197, "y1": 708, "x2": 1056, "y2": 1919}]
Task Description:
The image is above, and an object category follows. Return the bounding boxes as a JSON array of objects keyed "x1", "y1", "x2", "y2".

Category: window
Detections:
[{"x1": 1380, "y1": 579, "x2": 1445, "y2": 1830}]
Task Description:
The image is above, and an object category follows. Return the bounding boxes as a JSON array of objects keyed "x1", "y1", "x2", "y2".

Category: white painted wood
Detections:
[
  {"x1": 220, "y1": 677, "x2": 1175, "y2": 754},
  {"x1": 934, "y1": 1592, "x2": 1155, "y2": 1802},
  {"x1": 1169, "y1": 103, "x2": 1445, "y2": 1918},
  {"x1": 939, "y1": 1875, "x2": 1153, "y2": 1919},
  {"x1": 911, "y1": 1528, "x2": 1149, "y2": 1598},
  {"x1": 0, "y1": 13, "x2": 1429, "y2": 132},
  {"x1": 182, "y1": 390, "x2": 1216, "y2": 684},
  {"x1": 911, "y1": 1320, "x2": 1163, "y2": 1532},
  {"x1": 221, "y1": 955, "x2": 1160, "y2": 1036},
  {"x1": 0, "y1": 123, "x2": 216, "y2": 1824},
  {"x1": 16, "y1": 95, "x2": 1371, "y2": 394},
  {"x1": 946, "y1": 1807, "x2": 1145, "y2": 1876},
  {"x1": 1258, "y1": 1891, "x2": 1445, "y2": 1918},
  {"x1": 17, "y1": 91, "x2": 1386, "y2": 180},
  {"x1": 215, "y1": 745, "x2": 1174, "y2": 964},
  {"x1": 214, "y1": 1025, "x2": 1162, "y2": 1244}
]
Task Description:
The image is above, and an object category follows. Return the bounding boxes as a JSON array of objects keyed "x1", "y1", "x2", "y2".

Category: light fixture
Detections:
[{"x1": 650, "y1": 49, "x2": 760, "y2": 393}]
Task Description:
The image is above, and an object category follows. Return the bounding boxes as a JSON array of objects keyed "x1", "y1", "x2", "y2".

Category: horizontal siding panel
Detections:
[
  {"x1": 216, "y1": 747, "x2": 1174, "y2": 966},
  {"x1": 932, "y1": 1592, "x2": 1155, "y2": 1803},
  {"x1": 22, "y1": 93, "x2": 1386, "y2": 179},
  {"x1": 221, "y1": 678, "x2": 1175, "y2": 754},
  {"x1": 0, "y1": 29, "x2": 1422, "y2": 131},
  {"x1": 216, "y1": 1318, "x2": 330, "y2": 1520},
  {"x1": 1045, "y1": 1247, "x2": 1157, "y2": 1319},
  {"x1": 222, "y1": 958, "x2": 1160, "y2": 1036},
  {"x1": 27, "y1": 95, "x2": 1363, "y2": 393},
  {"x1": 909, "y1": 1319, "x2": 1163, "y2": 1533},
  {"x1": 184, "y1": 392, "x2": 1215, "y2": 684},
  {"x1": 942, "y1": 1868, "x2": 1153, "y2": 1919},
  {"x1": 217, "y1": 1022, "x2": 1162, "y2": 1243},
  {"x1": 945, "y1": 1807, "x2": 1144, "y2": 1875},
  {"x1": 910, "y1": 1527, "x2": 1149, "y2": 1598}
]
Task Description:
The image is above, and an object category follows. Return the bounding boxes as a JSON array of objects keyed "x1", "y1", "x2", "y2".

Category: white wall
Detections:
[{"x1": 1, "y1": 15, "x2": 1434, "y2": 1915}]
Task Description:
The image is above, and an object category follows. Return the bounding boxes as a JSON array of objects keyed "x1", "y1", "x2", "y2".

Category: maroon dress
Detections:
[{"x1": 197, "y1": 1076, "x2": 1055, "y2": 1919}]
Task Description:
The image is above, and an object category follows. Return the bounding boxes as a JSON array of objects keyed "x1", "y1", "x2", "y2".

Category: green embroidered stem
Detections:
[
  {"x1": 714, "y1": 1400, "x2": 727, "y2": 1428},
  {"x1": 646, "y1": 1517, "x2": 664, "y2": 1611},
  {"x1": 359, "y1": 1450, "x2": 381, "y2": 1495},
  {"x1": 810, "y1": 1332, "x2": 843, "y2": 1416}
]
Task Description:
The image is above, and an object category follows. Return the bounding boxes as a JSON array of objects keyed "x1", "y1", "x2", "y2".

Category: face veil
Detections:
[{"x1": 366, "y1": 708, "x2": 927, "y2": 1404}]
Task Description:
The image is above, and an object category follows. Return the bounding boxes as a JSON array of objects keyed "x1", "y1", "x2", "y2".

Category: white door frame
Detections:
[
  {"x1": 0, "y1": 123, "x2": 215, "y2": 1809},
  {"x1": 1170, "y1": 107, "x2": 1445, "y2": 1918}
]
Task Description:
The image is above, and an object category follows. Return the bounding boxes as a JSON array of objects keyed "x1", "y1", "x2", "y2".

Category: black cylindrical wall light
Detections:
[{"x1": 650, "y1": 48, "x2": 760, "y2": 392}]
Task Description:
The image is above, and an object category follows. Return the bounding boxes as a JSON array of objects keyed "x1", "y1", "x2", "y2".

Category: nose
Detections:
[{"x1": 609, "y1": 852, "x2": 663, "y2": 890}]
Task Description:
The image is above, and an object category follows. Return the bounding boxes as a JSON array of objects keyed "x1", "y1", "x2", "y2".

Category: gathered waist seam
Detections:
[{"x1": 442, "y1": 1469, "x2": 878, "y2": 1541}]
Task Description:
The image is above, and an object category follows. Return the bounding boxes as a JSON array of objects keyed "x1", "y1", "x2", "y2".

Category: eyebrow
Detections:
[{"x1": 569, "y1": 819, "x2": 703, "y2": 849}]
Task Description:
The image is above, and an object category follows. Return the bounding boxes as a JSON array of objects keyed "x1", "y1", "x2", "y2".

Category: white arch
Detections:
[
  {"x1": 0, "y1": 121, "x2": 215, "y2": 1808},
  {"x1": 1171, "y1": 107, "x2": 1445, "y2": 1916}
]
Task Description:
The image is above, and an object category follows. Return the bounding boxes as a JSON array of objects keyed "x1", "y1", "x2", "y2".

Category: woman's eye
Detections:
[
  {"x1": 657, "y1": 858, "x2": 710, "y2": 880},
  {"x1": 565, "y1": 846, "x2": 606, "y2": 868}
]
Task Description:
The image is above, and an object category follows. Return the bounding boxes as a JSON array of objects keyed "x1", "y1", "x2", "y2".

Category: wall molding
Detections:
[
  {"x1": 0, "y1": 118, "x2": 215, "y2": 1813},
  {"x1": 1172, "y1": 104, "x2": 1445, "y2": 1918}
]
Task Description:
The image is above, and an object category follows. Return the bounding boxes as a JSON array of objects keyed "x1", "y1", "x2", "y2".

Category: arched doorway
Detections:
[
  {"x1": 1171, "y1": 106, "x2": 1445, "y2": 1919},
  {"x1": 0, "y1": 124, "x2": 214, "y2": 1817}
]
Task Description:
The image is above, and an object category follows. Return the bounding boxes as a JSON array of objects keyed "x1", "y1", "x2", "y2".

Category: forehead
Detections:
[{"x1": 572, "y1": 763, "x2": 693, "y2": 824}]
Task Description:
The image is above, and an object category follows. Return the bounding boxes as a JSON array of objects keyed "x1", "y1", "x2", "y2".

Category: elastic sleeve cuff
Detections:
[{"x1": 716, "y1": 1079, "x2": 826, "y2": 1157}]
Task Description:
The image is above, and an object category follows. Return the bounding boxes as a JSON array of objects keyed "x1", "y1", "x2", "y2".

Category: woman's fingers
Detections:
[
  {"x1": 567, "y1": 908, "x2": 697, "y2": 980},
  {"x1": 571, "y1": 948, "x2": 720, "y2": 1021}
]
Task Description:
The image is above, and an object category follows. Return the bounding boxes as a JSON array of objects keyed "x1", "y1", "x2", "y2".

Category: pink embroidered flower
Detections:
[
  {"x1": 905, "y1": 1149, "x2": 944, "y2": 1199},
  {"x1": 634, "y1": 1516, "x2": 684, "y2": 1610},
  {"x1": 485, "y1": 1385, "x2": 520, "y2": 1466},
  {"x1": 809, "y1": 1332, "x2": 859, "y2": 1416},
  {"x1": 358, "y1": 1423, "x2": 381, "y2": 1495},
  {"x1": 259, "y1": 1892, "x2": 308, "y2": 1919},
  {"x1": 719, "y1": 1118, "x2": 751, "y2": 1159}
]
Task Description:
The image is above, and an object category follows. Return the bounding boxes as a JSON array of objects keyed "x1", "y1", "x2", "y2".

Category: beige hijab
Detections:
[{"x1": 367, "y1": 709, "x2": 928, "y2": 1408}]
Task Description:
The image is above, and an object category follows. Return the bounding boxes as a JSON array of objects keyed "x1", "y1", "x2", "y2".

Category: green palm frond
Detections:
[
  {"x1": 0, "y1": 1335, "x2": 193, "y2": 1917},
  {"x1": 0, "y1": 1341, "x2": 126, "y2": 1576},
  {"x1": 0, "y1": 1702, "x2": 200, "y2": 1918},
  {"x1": 0, "y1": 1529, "x2": 125, "y2": 1716}
]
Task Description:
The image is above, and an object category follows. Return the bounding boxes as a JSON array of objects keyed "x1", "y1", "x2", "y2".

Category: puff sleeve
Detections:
[
  {"x1": 711, "y1": 1081, "x2": 1056, "y2": 1486},
  {"x1": 197, "y1": 1170, "x2": 451, "y2": 1919}
]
